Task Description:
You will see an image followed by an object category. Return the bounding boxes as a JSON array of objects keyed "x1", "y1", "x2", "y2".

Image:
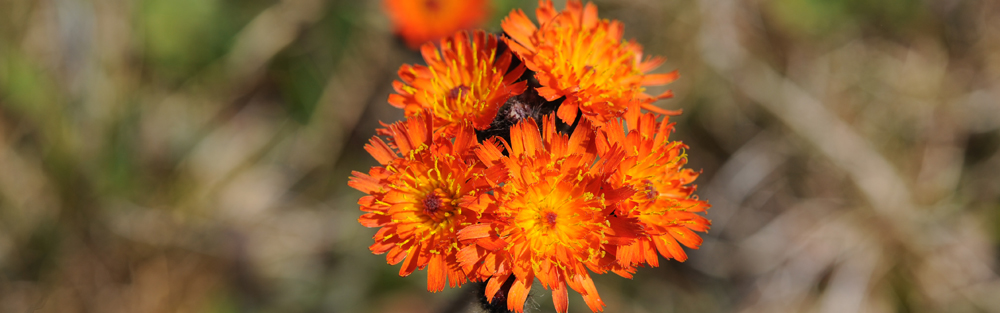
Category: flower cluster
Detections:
[{"x1": 354, "y1": 2, "x2": 710, "y2": 312}]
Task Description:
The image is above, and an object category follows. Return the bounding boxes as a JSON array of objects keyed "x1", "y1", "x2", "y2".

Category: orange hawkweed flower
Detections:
[
  {"x1": 596, "y1": 110, "x2": 711, "y2": 270},
  {"x1": 383, "y1": 0, "x2": 490, "y2": 49},
  {"x1": 359, "y1": 1, "x2": 709, "y2": 311},
  {"x1": 502, "y1": 0, "x2": 680, "y2": 125},
  {"x1": 460, "y1": 115, "x2": 632, "y2": 313},
  {"x1": 389, "y1": 30, "x2": 528, "y2": 133},
  {"x1": 348, "y1": 114, "x2": 497, "y2": 292}
]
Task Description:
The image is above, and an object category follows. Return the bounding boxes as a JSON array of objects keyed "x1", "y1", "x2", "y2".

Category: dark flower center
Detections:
[
  {"x1": 544, "y1": 211, "x2": 558, "y2": 228},
  {"x1": 423, "y1": 194, "x2": 444, "y2": 215},
  {"x1": 643, "y1": 180, "x2": 659, "y2": 201},
  {"x1": 422, "y1": 190, "x2": 454, "y2": 223},
  {"x1": 448, "y1": 85, "x2": 471, "y2": 100}
]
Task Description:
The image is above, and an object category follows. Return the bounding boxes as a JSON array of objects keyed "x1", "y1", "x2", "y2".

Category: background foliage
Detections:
[{"x1": 1, "y1": 0, "x2": 999, "y2": 312}]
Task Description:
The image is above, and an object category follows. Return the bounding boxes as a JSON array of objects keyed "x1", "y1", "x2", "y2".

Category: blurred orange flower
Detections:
[
  {"x1": 502, "y1": 0, "x2": 680, "y2": 125},
  {"x1": 348, "y1": 115, "x2": 497, "y2": 292},
  {"x1": 389, "y1": 30, "x2": 528, "y2": 133},
  {"x1": 459, "y1": 115, "x2": 633, "y2": 313},
  {"x1": 596, "y1": 111, "x2": 711, "y2": 270},
  {"x1": 384, "y1": 0, "x2": 490, "y2": 49}
]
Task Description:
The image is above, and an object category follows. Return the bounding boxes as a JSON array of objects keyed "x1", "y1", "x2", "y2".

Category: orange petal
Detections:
[
  {"x1": 642, "y1": 239, "x2": 660, "y2": 267},
  {"x1": 650, "y1": 89, "x2": 676, "y2": 101},
  {"x1": 612, "y1": 267, "x2": 635, "y2": 279},
  {"x1": 420, "y1": 42, "x2": 440, "y2": 65},
  {"x1": 511, "y1": 118, "x2": 542, "y2": 158},
  {"x1": 536, "y1": 0, "x2": 558, "y2": 23},
  {"x1": 669, "y1": 226, "x2": 704, "y2": 249},
  {"x1": 552, "y1": 279, "x2": 569, "y2": 313},
  {"x1": 364, "y1": 137, "x2": 396, "y2": 165},
  {"x1": 616, "y1": 242, "x2": 638, "y2": 266},
  {"x1": 574, "y1": 273, "x2": 606, "y2": 312},
  {"x1": 452, "y1": 124, "x2": 477, "y2": 152},
  {"x1": 385, "y1": 244, "x2": 407, "y2": 264},
  {"x1": 357, "y1": 213, "x2": 384, "y2": 227},
  {"x1": 475, "y1": 137, "x2": 507, "y2": 164},
  {"x1": 372, "y1": 241, "x2": 396, "y2": 256},
  {"x1": 399, "y1": 243, "x2": 422, "y2": 276},
  {"x1": 427, "y1": 254, "x2": 446, "y2": 292},
  {"x1": 640, "y1": 102, "x2": 682, "y2": 116},
  {"x1": 606, "y1": 215, "x2": 642, "y2": 242},
  {"x1": 477, "y1": 236, "x2": 508, "y2": 251},
  {"x1": 501, "y1": 9, "x2": 538, "y2": 52},
  {"x1": 457, "y1": 224, "x2": 492, "y2": 241},
  {"x1": 638, "y1": 56, "x2": 666, "y2": 72},
  {"x1": 387, "y1": 93, "x2": 407, "y2": 108},
  {"x1": 655, "y1": 234, "x2": 688, "y2": 262},
  {"x1": 507, "y1": 273, "x2": 534, "y2": 313},
  {"x1": 556, "y1": 101, "x2": 579, "y2": 125},
  {"x1": 485, "y1": 272, "x2": 511, "y2": 303},
  {"x1": 581, "y1": 2, "x2": 599, "y2": 29},
  {"x1": 536, "y1": 86, "x2": 564, "y2": 101},
  {"x1": 348, "y1": 172, "x2": 383, "y2": 194},
  {"x1": 642, "y1": 70, "x2": 679, "y2": 86},
  {"x1": 446, "y1": 257, "x2": 467, "y2": 288},
  {"x1": 457, "y1": 245, "x2": 480, "y2": 268}
]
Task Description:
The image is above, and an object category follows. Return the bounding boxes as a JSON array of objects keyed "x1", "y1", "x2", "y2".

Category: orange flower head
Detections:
[
  {"x1": 502, "y1": 0, "x2": 680, "y2": 125},
  {"x1": 348, "y1": 114, "x2": 497, "y2": 292},
  {"x1": 459, "y1": 115, "x2": 633, "y2": 313},
  {"x1": 384, "y1": 0, "x2": 490, "y2": 49},
  {"x1": 390, "y1": 30, "x2": 528, "y2": 133},
  {"x1": 595, "y1": 110, "x2": 711, "y2": 270}
]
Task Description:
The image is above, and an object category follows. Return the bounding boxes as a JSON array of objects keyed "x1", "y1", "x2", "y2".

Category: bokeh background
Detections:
[{"x1": 2, "y1": 0, "x2": 999, "y2": 312}]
